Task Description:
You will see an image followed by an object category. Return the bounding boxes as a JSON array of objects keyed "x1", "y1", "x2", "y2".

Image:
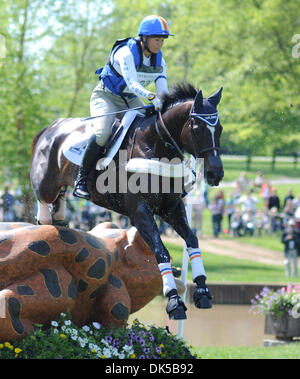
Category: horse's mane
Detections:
[{"x1": 161, "y1": 83, "x2": 198, "y2": 114}]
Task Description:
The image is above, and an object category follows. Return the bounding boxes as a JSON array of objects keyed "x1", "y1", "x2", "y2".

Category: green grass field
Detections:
[{"x1": 192, "y1": 344, "x2": 300, "y2": 359}]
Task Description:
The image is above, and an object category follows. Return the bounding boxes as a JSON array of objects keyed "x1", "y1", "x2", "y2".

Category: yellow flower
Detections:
[
  {"x1": 14, "y1": 348, "x2": 22, "y2": 354},
  {"x1": 101, "y1": 354, "x2": 106, "y2": 359},
  {"x1": 0, "y1": 344, "x2": 3, "y2": 349},
  {"x1": 4, "y1": 342, "x2": 13, "y2": 350},
  {"x1": 60, "y1": 334, "x2": 66, "y2": 339},
  {"x1": 160, "y1": 344, "x2": 164, "y2": 348},
  {"x1": 130, "y1": 353, "x2": 136, "y2": 359}
]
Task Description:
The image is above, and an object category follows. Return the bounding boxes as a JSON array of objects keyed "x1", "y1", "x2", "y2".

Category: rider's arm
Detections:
[
  {"x1": 155, "y1": 58, "x2": 169, "y2": 97},
  {"x1": 116, "y1": 46, "x2": 153, "y2": 100}
]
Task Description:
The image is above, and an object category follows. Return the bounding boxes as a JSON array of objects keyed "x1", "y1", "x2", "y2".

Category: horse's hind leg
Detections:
[
  {"x1": 130, "y1": 202, "x2": 187, "y2": 320},
  {"x1": 36, "y1": 201, "x2": 52, "y2": 225},
  {"x1": 51, "y1": 187, "x2": 68, "y2": 226}
]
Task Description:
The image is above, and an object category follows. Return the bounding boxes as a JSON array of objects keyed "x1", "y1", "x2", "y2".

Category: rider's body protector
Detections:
[{"x1": 96, "y1": 37, "x2": 167, "y2": 100}]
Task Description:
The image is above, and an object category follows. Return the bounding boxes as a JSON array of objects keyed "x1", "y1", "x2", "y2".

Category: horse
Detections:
[{"x1": 30, "y1": 83, "x2": 224, "y2": 320}]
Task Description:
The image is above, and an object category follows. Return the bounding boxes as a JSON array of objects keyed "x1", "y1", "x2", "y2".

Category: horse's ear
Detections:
[
  {"x1": 208, "y1": 87, "x2": 223, "y2": 107},
  {"x1": 193, "y1": 90, "x2": 203, "y2": 113}
]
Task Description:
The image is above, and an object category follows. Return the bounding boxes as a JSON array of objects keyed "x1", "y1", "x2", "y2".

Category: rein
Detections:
[{"x1": 155, "y1": 112, "x2": 185, "y2": 160}]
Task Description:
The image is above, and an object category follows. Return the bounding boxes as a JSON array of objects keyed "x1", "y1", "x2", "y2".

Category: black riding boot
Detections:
[{"x1": 73, "y1": 135, "x2": 105, "y2": 200}]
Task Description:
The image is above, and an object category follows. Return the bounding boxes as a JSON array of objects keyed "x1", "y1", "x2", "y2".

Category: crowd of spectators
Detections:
[
  {"x1": 206, "y1": 170, "x2": 299, "y2": 277},
  {"x1": 207, "y1": 171, "x2": 300, "y2": 240}
]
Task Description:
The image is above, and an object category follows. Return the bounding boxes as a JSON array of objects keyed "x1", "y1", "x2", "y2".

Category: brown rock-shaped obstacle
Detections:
[{"x1": 0, "y1": 222, "x2": 163, "y2": 342}]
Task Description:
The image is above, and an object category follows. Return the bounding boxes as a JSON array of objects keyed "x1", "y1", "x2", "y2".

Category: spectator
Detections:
[
  {"x1": 267, "y1": 187, "x2": 280, "y2": 211},
  {"x1": 209, "y1": 195, "x2": 224, "y2": 238},
  {"x1": 292, "y1": 194, "x2": 300, "y2": 210},
  {"x1": 230, "y1": 209, "x2": 243, "y2": 237},
  {"x1": 256, "y1": 210, "x2": 269, "y2": 236},
  {"x1": 282, "y1": 198, "x2": 295, "y2": 227},
  {"x1": 260, "y1": 180, "x2": 271, "y2": 209},
  {"x1": 269, "y1": 206, "x2": 282, "y2": 234},
  {"x1": 225, "y1": 191, "x2": 236, "y2": 233},
  {"x1": 242, "y1": 210, "x2": 256, "y2": 237},
  {"x1": 235, "y1": 171, "x2": 249, "y2": 192},
  {"x1": 253, "y1": 171, "x2": 265, "y2": 190},
  {"x1": 1, "y1": 185, "x2": 15, "y2": 222},
  {"x1": 281, "y1": 219, "x2": 299, "y2": 277},
  {"x1": 283, "y1": 189, "x2": 294, "y2": 208},
  {"x1": 237, "y1": 189, "x2": 259, "y2": 215}
]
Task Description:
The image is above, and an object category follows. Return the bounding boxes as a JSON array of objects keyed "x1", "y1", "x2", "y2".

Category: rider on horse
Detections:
[{"x1": 73, "y1": 15, "x2": 172, "y2": 200}]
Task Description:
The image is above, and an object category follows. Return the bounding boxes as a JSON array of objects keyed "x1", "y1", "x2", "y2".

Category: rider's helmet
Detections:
[{"x1": 138, "y1": 15, "x2": 173, "y2": 37}]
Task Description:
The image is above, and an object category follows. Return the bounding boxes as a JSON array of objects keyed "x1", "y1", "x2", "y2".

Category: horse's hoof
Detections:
[
  {"x1": 193, "y1": 287, "x2": 213, "y2": 309},
  {"x1": 166, "y1": 295, "x2": 187, "y2": 320}
]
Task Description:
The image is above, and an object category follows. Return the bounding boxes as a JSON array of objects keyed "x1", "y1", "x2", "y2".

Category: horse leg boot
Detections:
[
  {"x1": 73, "y1": 135, "x2": 105, "y2": 200},
  {"x1": 187, "y1": 249, "x2": 212, "y2": 308}
]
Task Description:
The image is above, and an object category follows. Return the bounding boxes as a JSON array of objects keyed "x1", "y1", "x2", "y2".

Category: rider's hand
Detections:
[{"x1": 147, "y1": 93, "x2": 163, "y2": 111}]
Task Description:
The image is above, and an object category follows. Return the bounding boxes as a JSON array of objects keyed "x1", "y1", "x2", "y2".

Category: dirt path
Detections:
[{"x1": 162, "y1": 235, "x2": 300, "y2": 267}]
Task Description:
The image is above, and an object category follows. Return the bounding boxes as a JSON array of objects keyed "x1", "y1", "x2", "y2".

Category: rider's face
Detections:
[{"x1": 145, "y1": 37, "x2": 165, "y2": 54}]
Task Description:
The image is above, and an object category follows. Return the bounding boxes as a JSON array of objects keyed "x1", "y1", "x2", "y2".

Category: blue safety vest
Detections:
[{"x1": 95, "y1": 38, "x2": 164, "y2": 97}]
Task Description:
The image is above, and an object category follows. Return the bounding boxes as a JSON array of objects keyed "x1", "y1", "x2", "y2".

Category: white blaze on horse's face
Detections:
[{"x1": 206, "y1": 125, "x2": 217, "y2": 157}]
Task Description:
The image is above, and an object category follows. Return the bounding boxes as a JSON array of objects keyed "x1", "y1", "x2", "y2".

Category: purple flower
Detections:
[{"x1": 140, "y1": 338, "x2": 145, "y2": 347}]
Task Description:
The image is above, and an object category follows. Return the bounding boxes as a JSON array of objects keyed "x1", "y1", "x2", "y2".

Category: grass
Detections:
[
  {"x1": 192, "y1": 343, "x2": 300, "y2": 359},
  {"x1": 165, "y1": 241, "x2": 299, "y2": 283}
]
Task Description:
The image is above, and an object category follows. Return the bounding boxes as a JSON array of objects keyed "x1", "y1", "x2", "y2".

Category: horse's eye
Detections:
[{"x1": 192, "y1": 121, "x2": 201, "y2": 132}]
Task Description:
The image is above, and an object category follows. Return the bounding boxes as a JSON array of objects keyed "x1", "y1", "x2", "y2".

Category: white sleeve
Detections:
[
  {"x1": 115, "y1": 46, "x2": 152, "y2": 100},
  {"x1": 155, "y1": 58, "x2": 169, "y2": 97}
]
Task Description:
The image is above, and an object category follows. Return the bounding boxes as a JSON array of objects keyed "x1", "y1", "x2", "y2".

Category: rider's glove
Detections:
[{"x1": 147, "y1": 93, "x2": 163, "y2": 111}]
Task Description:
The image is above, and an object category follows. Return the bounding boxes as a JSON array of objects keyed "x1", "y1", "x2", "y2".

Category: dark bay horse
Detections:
[{"x1": 30, "y1": 83, "x2": 224, "y2": 320}]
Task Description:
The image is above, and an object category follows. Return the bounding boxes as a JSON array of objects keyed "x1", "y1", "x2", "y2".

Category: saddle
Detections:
[{"x1": 62, "y1": 111, "x2": 155, "y2": 169}]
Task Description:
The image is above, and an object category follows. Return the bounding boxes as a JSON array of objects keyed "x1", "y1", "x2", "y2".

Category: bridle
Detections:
[
  {"x1": 155, "y1": 108, "x2": 220, "y2": 159},
  {"x1": 188, "y1": 114, "x2": 220, "y2": 157}
]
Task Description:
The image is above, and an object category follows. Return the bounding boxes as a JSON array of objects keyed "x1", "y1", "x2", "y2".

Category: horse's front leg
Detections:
[
  {"x1": 160, "y1": 199, "x2": 212, "y2": 309},
  {"x1": 129, "y1": 202, "x2": 187, "y2": 320}
]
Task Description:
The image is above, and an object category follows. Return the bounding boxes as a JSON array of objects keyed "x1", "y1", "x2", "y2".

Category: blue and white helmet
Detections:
[{"x1": 138, "y1": 15, "x2": 173, "y2": 37}]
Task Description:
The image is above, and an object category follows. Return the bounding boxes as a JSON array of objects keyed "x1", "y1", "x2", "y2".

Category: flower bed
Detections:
[{"x1": 0, "y1": 313, "x2": 197, "y2": 359}]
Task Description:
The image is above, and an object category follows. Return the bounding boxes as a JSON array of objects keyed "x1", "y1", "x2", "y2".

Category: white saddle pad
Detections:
[{"x1": 62, "y1": 110, "x2": 141, "y2": 169}]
